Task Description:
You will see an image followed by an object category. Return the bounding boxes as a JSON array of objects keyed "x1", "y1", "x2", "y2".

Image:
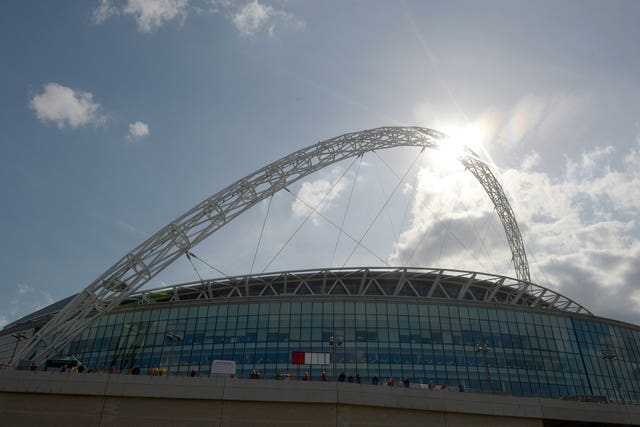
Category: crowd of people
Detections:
[
  {"x1": 18, "y1": 362, "x2": 465, "y2": 392},
  {"x1": 51, "y1": 363, "x2": 165, "y2": 376},
  {"x1": 246, "y1": 369, "x2": 468, "y2": 392},
  {"x1": 249, "y1": 369, "x2": 447, "y2": 390}
]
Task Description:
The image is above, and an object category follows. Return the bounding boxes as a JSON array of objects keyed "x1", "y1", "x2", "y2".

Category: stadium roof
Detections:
[
  {"x1": 3, "y1": 267, "x2": 594, "y2": 335},
  {"x1": 120, "y1": 267, "x2": 592, "y2": 315}
]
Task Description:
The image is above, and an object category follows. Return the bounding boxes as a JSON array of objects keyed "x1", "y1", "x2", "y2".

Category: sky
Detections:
[{"x1": 1, "y1": 0, "x2": 640, "y2": 329}]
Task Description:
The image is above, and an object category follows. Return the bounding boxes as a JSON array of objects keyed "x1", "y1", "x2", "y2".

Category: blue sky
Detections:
[{"x1": 2, "y1": 0, "x2": 640, "y2": 328}]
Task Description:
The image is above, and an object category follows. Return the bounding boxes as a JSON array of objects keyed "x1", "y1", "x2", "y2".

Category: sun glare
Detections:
[
  {"x1": 450, "y1": 124, "x2": 485, "y2": 152},
  {"x1": 433, "y1": 123, "x2": 487, "y2": 168}
]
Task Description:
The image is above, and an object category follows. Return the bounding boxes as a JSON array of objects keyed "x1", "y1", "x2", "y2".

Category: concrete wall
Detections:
[{"x1": 1, "y1": 371, "x2": 638, "y2": 427}]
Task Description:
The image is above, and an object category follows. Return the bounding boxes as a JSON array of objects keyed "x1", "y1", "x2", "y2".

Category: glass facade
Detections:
[{"x1": 64, "y1": 298, "x2": 640, "y2": 403}]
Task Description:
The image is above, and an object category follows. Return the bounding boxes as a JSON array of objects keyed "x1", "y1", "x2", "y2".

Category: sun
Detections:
[
  {"x1": 433, "y1": 123, "x2": 487, "y2": 168},
  {"x1": 451, "y1": 124, "x2": 486, "y2": 151}
]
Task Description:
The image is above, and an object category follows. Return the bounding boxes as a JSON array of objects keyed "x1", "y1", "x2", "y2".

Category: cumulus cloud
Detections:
[
  {"x1": 521, "y1": 151, "x2": 541, "y2": 171},
  {"x1": 126, "y1": 121, "x2": 150, "y2": 141},
  {"x1": 29, "y1": 83, "x2": 106, "y2": 128},
  {"x1": 94, "y1": 0, "x2": 119, "y2": 23},
  {"x1": 389, "y1": 156, "x2": 509, "y2": 272},
  {"x1": 0, "y1": 315, "x2": 8, "y2": 329},
  {"x1": 502, "y1": 142, "x2": 640, "y2": 323},
  {"x1": 390, "y1": 137, "x2": 640, "y2": 324},
  {"x1": 94, "y1": 0, "x2": 304, "y2": 36},
  {"x1": 291, "y1": 169, "x2": 348, "y2": 225},
  {"x1": 206, "y1": 0, "x2": 232, "y2": 13},
  {"x1": 125, "y1": 0, "x2": 188, "y2": 32},
  {"x1": 94, "y1": 0, "x2": 188, "y2": 32},
  {"x1": 231, "y1": 0, "x2": 272, "y2": 36},
  {"x1": 218, "y1": 0, "x2": 304, "y2": 37}
]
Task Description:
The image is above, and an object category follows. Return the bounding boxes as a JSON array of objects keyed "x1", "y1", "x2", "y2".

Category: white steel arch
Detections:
[{"x1": 17, "y1": 126, "x2": 530, "y2": 365}]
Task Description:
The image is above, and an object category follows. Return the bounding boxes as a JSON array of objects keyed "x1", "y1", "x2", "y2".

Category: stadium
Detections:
[{"x1": 1, "y1": 127, "x2": 639, "y2": 426}]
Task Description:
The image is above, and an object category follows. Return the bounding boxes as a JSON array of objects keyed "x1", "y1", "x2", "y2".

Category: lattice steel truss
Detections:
[
  {"x1": 17, "y1": 126, "x2": 531, "y2": 365},
  {"x1": 123, "y1": 267, "x2": 590, "y2": 315}
]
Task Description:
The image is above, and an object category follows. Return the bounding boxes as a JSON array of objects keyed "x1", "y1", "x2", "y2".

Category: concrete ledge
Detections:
[
  {"x1": 106, "y1": 373, "x2": 225, "y2": 399},
  {"x1": 0, "y1": 370, "x2": 108, "y2": 396},
  {"x1": 224, "y1": 378, "x2": 336, "y2": 403},
  {"x1": 540, "y1": 397, "x2": 635, "y2": 425},
  {"x1": 1, "y1": 371, "x2": 638, "y2": 426}
]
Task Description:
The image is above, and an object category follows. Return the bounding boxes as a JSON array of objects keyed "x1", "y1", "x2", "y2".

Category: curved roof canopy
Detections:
[
  {"x1": 125, "y1": 267, "x2": 591, "y2": 315},
  {"x1": 2, "y1": 267, "x2": 592, "y2": 336}
]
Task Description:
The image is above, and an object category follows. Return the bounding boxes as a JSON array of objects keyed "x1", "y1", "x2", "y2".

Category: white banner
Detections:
[{"x1": 304, "y1": 352, "x2": 330, "y2": 365}]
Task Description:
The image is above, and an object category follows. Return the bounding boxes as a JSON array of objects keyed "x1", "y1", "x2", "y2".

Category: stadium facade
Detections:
[{"x1": 2, "y1": 266, "x2": 639, "y2": 405}]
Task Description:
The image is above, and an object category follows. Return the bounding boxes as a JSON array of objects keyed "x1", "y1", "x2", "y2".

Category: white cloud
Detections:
[
  {"x1": 390, "y1": 137, "x2": 640, "y2": 324},
  {"x1": 624, "y1": 138, "x2": 640, "y2": 169},
  {"x1": 292, "y1": 178, "x2": 346, "y2": 225},
  {"x1": 231, "y1": 0, "x2": 272, "y2": 36},
  {"x1": 125, "y1": 0, "x2": 188, "y2": 32},
  {"x1": 206, "y1": 0, "x2": 232, "y2": 13},
  {"x1": 17, "y1": 283, "x2": 35, "y2": 295},
  {"x1": 291, "y1": 168, "x2": 348, "y2": 225},
  {"x1": 94, "y1": 0, "x2": 119, "y2": 23},
  {"x1": 127, "y1": 121, "x2": 150, "y2": 141},
  {"x1": 94, "y1": 0, "x2": 188, "y2": 32},
  {"x1": 400, "y1": 96, "x2": 640, "y2": 323},
  {"x1": 389, "y1": 157, "x2": 506, "y2": 272},
  {"x1": 93, "y1": 0, "x2": 304, "y2": 36},
  {"x1": 29, "y1": 83, "x2": 105, "y2": 129},
  {"x1": 521, "y1": 151, "x2": 541, "y2": 171},
  {"x1": 2, "y1": 284, "x2": 56, "y2": 327},
  {"x1": 229, "y1": 0, "x2": 304, "y2": 37}
]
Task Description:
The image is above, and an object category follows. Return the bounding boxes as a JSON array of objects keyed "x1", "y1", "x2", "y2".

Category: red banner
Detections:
[{"x1": 292, "y1": 351, "x2": 305, "y2": 364}]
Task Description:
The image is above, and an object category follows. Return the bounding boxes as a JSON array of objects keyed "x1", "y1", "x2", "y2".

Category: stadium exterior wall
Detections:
[{"x1": 2, "y1": 269, "x2": 639, "y2": 405}]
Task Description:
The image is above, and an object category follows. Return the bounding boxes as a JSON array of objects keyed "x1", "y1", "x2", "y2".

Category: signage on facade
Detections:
[{"x1": 292, "y1": 352, "x2": 330, "y2": 365}]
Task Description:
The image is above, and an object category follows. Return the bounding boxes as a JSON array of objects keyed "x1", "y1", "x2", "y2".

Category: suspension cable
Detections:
[
  {"x1": 260, "y1": 156, "x2": 360, "y2": 273},
  {"x1": 450, "y1": 210, "x2": 494, "y2": 273},
  {"x1": 371, "y1": 150, "x2": 420, "y2": 254},
  {"x1": 250, "y1": 195, "x2": 273, "y2": 275},
  {"x1": 385, "y1": 155, "x2": 497, "y2": 274},
  {"x1": 330, "y1": 155, "x2": 363, "y2": 267},
  {"x1": 522, "y1": 241, "x2": 548, "y2": 285},
  {"x1": 374, "y1": 154, "x2": 495, "y2": 274},
  {"x1": 492, "y1": 214, "x2": 513, "y2": 275},
  {"x1": 404, "y1": 170, "x2": 494, "y2": 273},
  {"x1": 187, "y1": 251, "x2": 230, "y2": 279},
  {"x1": 284, "y1": 187, "x2": 390, "y2": 266},
  {"x1": 372, "y1": 149, "x2": 453, "y2": 266},
  {"x1": 342, "y1": 148, "x2": 425, "y2": 267},
  {"x1": 437, "y1": 207, "x2": 455, "y2": 259},
  {"x1": 185, "y1": 252, "x2": 204, "y2": 282},
  {"x1": 373, "y1": 149, "x2": 433, "y2": 265},
  {"x1": 372, "y1": 154, "x2": 401, "y2": 255},
  {"x1": 395, "y1": 155, "x2": 423, "y2": 255},
  {"x1": 498, "y1": 256, "x2": 514, "y2": 278}
]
